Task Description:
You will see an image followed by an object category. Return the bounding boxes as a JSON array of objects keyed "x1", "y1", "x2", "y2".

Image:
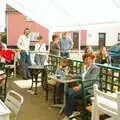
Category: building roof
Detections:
[{"x1": 6, "y1": 5, "x2": 18, "y2": 13}]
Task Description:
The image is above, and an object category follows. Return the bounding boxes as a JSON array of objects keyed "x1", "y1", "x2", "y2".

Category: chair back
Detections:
[
  {"x1": 93, "y1": 84, "x2": 120, "y2": 120},
  {"x1": 0, "y1": 62, "x2": 8, "y2": 100},
  {"x1": 81, "y1": 80, "x2": 100, "y2": 107},
  {"x1": 5, "y1": 90, "x2": 24, "y2": 120}
]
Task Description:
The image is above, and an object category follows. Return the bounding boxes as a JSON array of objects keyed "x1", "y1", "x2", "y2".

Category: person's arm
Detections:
[
  {"x1": 69, "y1": 39, "x2": 73, "y2": 50},
  {"x1": 43, "y1": 43, "x2": 46, "y2": 52},
  {"x1": 107, "y1": 55, "x2": 111, "y2": 65},
  {"x1": 2, "y1": 43, "x2": 7, "y2": 50},
  {"x1": 50, "y1": 42, "x2": 53, "y2": 53},
  {"x1": 68, "y1": 73, "x2": 81, "y2": 79},
  {"x1": 17, "y1": 36, "x2": 24, "y2": 50},
  {"x1": 35, "y1": 44, "x2": 39, "y2": 53},
  {"x1": 58, "y1": 39, "x2": 61, "y2": 51}
]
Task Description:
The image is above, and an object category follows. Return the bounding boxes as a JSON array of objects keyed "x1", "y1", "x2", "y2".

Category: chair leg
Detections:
[
  {"x1": 45, "y1": 88, "x2": 48, "y2": 101},
  {"x1": 53, "y1": 86, "x2": 56, "y2": 104},
  {"x1": 94, "y1": 109, "x2": 100, "y2": 120},
  {"x1": 0, "y1": 86, "x2": 2, "y2": 94}
]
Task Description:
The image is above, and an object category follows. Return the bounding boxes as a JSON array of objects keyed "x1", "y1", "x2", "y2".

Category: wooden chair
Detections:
[
  {"x1": 5, "y1": 90, "x2": 24, "y2": 120},
  {"x1": 92, "y1": 84, "x2": 120, "y2": 120},
  {"x1": 43, "y1": 64, "x2": 57, "y2": 103},
  {"x1": 71, "y1": 79, "x2": 100, "y2": 120},
  {"x1": 0, "y1": 62, "x2": 8, "y2": 101}
]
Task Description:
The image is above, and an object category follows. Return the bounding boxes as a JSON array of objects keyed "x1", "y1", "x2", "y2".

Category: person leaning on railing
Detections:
[
  {"x1": 96, "y1": 46, "x2": 111, "y2": 65},
  {"x1": 34, "y1": 36, "x2": 46, "y2": 66},
  {"x1": 50, "y1": 35, "x2": 60, "y2": 56},
  {"x1": 63, "y1": 53, "x2": 100, "y2": 120}
]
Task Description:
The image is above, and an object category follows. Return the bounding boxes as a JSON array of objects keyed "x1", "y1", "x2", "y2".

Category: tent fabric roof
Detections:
[{"x1": 6, "y1": 0, "x2": 120, "y2": 32}]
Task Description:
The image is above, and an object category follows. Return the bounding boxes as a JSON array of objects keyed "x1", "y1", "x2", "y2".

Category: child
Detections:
[
  {"x1": 54, "y1": 58, "x2": 68, "y2": 103},
  {"x1": 34, "y1": 36, "x2": 46, "y2": 66}
]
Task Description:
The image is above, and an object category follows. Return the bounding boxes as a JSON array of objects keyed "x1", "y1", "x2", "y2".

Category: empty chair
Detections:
[
  {"x1": 5, "y1": 90, "x2": 24, "y2": 120},
  {"x1": 92, "y1": 84, "x2": 120, "y2": 120}
]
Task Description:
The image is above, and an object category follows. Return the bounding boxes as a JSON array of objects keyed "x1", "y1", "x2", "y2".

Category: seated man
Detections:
[{"x1": 63, "y1": 53, "x2": 100, "y2": 120}]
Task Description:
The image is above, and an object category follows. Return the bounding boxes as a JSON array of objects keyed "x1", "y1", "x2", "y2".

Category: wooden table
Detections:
[
  {"x1": 0, "y1": 99, "x2": 11, "y2": 120},
  {"x1": 28, "y1": 65, "x2": 45, "y2": 95}
]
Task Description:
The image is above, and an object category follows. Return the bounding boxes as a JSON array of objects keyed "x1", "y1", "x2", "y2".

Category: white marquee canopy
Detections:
[{"x1": 1, "y1": 0, "x2": 120, "y2": 32}]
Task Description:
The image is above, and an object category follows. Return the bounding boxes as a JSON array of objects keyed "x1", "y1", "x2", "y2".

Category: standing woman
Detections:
[
  {"x1": 96, "y1": 46, "x2": 111, "y2": 65},
  {"x1": 50, "y1": 35, "x2": 60, "y2": 56},
  {"x1": 34, "y1": 36, "x2": 46, "y2": 66}
]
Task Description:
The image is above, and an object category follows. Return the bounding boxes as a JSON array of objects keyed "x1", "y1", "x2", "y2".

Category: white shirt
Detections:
[
  {"x1": 82, "y1": 65, "x2": 91, "y2": 80},
  {"x1": 1, "y1": 42, "x2": 7, "y2": 50},
  {"x1": 35, "y1": 43, "x2": 46, "y2": 55},
  {"x1": 17, "y1": 35, "x2": 30, "y2": 53}
]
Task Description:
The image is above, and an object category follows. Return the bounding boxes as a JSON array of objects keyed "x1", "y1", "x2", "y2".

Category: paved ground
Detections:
[{"x1": 8, "y1": 77, "x2": 64, "y2": 120}]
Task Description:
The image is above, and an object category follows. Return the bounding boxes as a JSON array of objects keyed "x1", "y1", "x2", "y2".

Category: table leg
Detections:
[
  {"x1": 59, "y1": 83, "x2": 67, "y2": 114},
  {"x1": 34, "y1": 74, "x2": 38, "y2": 95},
  {"x1": 28, "y1": 74, "x2": 33, "y2": 91}
]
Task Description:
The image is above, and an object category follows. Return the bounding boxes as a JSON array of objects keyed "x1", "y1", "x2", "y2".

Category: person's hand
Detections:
[
  {"x1": 68, "y1": 74, "x2": 76, "y2": 78},
  {"x1": 72, "y1": 86, "x2": 80, "y2": 92},
  {"x1": 21, "y1": 49, "x2": 25, "y2": 52}
]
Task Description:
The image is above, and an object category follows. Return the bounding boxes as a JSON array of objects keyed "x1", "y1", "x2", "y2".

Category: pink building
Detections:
[{"x1": 6, "y1": 5, "x2": 49, "y2": 47}]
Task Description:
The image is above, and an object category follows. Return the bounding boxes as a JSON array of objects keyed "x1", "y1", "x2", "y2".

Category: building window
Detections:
[
  {"x1": 99, "y1": 33, "x2": 106, "y2": 39},
  {"x1": 30, "y1": 32, "x2": 39, "y2": 41},
  {"x1": 118, "y1": 33, "x2": 120, "y2": 41},
  {"x1": 26, "y1": 17, "x2": 33, "y2": 21}
]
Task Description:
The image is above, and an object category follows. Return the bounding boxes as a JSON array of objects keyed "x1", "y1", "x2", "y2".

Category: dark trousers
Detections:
[
  {"x1": 34, "y1": 54, "x2": 46, "y2": 66},
  {"x1": 60, "y1": 52, "x2": 69, "y2": 58},
  {"x1": 20, "y1": 52, "x2": 31, "y2": 79},
  {"x1": 64, "y1": 87, "x2": 83, "y2": 116}
]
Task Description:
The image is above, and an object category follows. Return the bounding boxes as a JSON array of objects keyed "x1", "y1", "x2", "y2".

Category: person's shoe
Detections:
[
  {"x1": 23, "y1": 77, "x2": 28, "y2": 80},
  {"x1": 63, "y1": 116, "x2": 70, "y2": 120},
  {"x1": 27, "y1": 89, "x2": 32, "y2": 93},
  {"x1": 71, "y1": 118, "x2": 77, "y2": 120},
  {"x1": 69, "y1": 111, "x2": 80, "y2": 119}
]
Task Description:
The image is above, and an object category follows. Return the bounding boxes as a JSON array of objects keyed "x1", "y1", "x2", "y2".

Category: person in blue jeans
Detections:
[
  {"x1": 63, "y1": 53, "x2": 100, "y2": 120},
  {"x1": 17, "y1": 28, "x2": 31, "y2": 79},
  {"x1": 59, "y1": 32, "x2": 73, "y2": 58}
]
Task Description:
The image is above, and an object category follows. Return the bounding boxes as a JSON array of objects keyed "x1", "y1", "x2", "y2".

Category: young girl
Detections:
[
  {"x1": 54, "y1": 58, "x2": 68, "y2": 103},
  {"x1": 96, "y1": 47, "x2": 111, "y2": 65},
  {"x1": 34, "y1": 36, "x2": 46, "y2": 66}
]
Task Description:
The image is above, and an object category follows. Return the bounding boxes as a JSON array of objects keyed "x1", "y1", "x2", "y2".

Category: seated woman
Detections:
[
  {"x1": 63, "y1": 53, "x2": 100, "y2": 120},
  {"x1": 96, "y1": 46, "x2": 111, "y2": 65}
]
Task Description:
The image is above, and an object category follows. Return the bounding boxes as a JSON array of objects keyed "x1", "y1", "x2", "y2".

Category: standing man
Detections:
[
  {"x1": 17, "y1": 28, "x2": 31, "y2": 79},
  {"x1": 59, "y1": 32, "x2": 73, "y2": 58}
]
